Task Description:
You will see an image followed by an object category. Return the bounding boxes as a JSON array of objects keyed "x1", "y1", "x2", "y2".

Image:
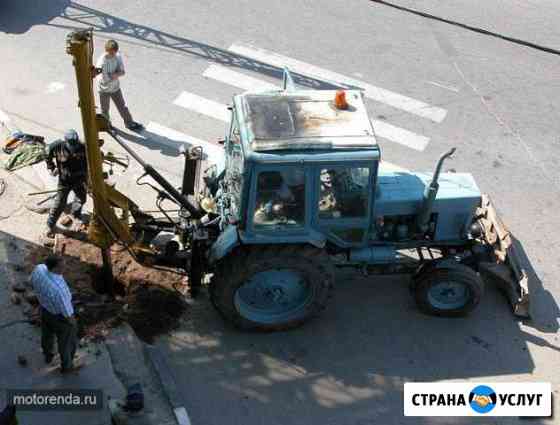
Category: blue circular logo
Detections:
[{"x1": 469, "y1": 385, "x2": 497, "y2": 414}]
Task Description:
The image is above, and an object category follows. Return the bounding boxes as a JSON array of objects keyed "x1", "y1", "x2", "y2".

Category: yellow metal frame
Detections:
[{"x1": 66, "y1": 30, "x2": 150, "y2": 254}]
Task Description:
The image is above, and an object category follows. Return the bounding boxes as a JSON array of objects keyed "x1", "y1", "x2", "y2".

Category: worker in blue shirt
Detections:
[{"x1": 30, "y1": 255, "x2": 78, "y2": 373}]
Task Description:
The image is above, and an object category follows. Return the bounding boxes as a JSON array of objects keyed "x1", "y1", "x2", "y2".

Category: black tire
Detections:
[
  {"x1": 189, "y1": 241, "x2": 204, "y2": 298},
  {"x1": 210, "y1": 245, "x2": 334, "y2": 331},
  {"x1": 414, "y1": 264, "x2": 484, "y2": 317}
]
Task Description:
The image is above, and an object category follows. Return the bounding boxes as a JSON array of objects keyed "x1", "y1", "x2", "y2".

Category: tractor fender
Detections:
[{"x1": 208, "y1": 225, "x2": 240, "y2": 265}]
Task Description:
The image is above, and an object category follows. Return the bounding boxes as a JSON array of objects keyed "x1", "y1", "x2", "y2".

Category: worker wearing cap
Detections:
[
  {"x1": 94, "y1": 39, "x2": 143, "y2": 131},
  {"x1": 30, "y1": 255, "x2": 78, "y2": 373},
  {"x1": 45, "y1": 129, "x2": 88, "y2": 238}
]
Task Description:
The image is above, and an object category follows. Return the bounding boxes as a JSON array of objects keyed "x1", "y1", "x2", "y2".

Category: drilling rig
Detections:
[{"x1": 66, "y1": 30, "x2": 529, "y2": 331}]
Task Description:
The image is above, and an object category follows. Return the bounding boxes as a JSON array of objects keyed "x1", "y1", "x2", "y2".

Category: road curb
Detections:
[
  {"x1": 104, "y1": 324, "x2": 178, "y2": 425},
  {"x1": 145, "y1": 345, "x2": 192, "y2": 425}
]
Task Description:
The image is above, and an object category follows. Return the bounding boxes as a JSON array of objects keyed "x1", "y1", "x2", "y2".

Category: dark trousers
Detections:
[
  {"x1": 40, "y1": 308, "x2": 77, "y2": 370},
  {"x1": 47, "y1": 181, "x2": 87, "y2": 229},
  {"x1": 99, "y1": 89, "x2": 134, "y2": 126}
]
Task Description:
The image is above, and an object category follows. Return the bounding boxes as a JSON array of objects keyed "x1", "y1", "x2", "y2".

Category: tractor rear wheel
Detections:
[
  {"x1": 414, "y1": 264, "x2": 484, "y2": 317},
  {"x1": 210, "y1": 245, "x2": 334, "y2": 331}
]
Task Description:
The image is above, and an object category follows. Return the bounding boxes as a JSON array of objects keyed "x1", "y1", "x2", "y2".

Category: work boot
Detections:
[
  {"x1": 125, "y1": 122, "x2": 143, "y2": 132},
  {"x1": 44, "y1": 226, "x2": 55, "y2": 239},
  {"x1": 60, "y1": 362, "x2": 83, "y2": 374}
]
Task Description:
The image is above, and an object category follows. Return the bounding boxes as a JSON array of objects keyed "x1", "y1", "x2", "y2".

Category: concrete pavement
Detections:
[
  {"x1": 1, "y1": 1, "x2": 559, "y2": 423},
  {"x1": 0, "y1": 229, "x2": 124, "y2": 424}
]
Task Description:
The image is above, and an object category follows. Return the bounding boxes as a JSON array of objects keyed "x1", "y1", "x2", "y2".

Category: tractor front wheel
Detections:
[
  {"x1": 414, "y1": 264, "x2": 484, "y2": 317},
  {"x1": 210, "y1": 245, "x2": 334, "y2": 331}
]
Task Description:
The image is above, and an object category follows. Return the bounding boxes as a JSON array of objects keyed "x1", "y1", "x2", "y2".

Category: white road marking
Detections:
[
  {"x1": 174, "y1": 407, "x2": 192, "y2": 425},
  {"x1": 379, "y1": 161, "x2": 409, "y2": 172},
  {"x1": 46, "y1": 82, "x2": 65, "y2": 94},
  {"x1": 0, "y1": 108, "x2": 10, "y2": 124},
  {"x1": 173, "y1": 92, "x2": 230, "y2": 122},
  {"x1": 145, "y1": 121, "x2": 225, "y2": 171},
  {"x1": 200, "y1": 68, "x2": 429, "y2": 151},
  {"x1": 228, "y1": 44, "x2": 448, "y2": 123},
  {"x1": 427, "y1": 80, "x2": 459, "y2": 93},
  {"x1": 203, "y1": 64, "x2": 278, "y2": 92},
  {"x1": 371, "y1": 119, "x2": 429, "y2": 151}
]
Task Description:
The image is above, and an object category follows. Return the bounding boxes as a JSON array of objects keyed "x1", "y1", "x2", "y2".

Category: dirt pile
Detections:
[
  {"x1": 22, "y1": 237, "x2": 188, "y2": 343},
  {"x1": 123, "y1": 285, "x2": 188, "y2": 343}
]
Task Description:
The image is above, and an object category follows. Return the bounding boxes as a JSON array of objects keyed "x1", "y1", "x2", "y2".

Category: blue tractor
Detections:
[
  {"x1": 65, "y1": 31, "x2": 529, "y2": 331},
  {"x1": 201, "y1": 71, "x2": 530, "y2": 330}
]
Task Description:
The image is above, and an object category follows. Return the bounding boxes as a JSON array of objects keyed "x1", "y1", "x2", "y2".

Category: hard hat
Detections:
[{"x1": 64, "y1": 129, "x2": 79, "y2": 144}]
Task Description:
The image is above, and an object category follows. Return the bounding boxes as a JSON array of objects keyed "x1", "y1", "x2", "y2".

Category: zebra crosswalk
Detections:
[
  {"x1": 173, "y1": 92, "x2": 230, "y2": 123},
  {"x1": 145, "y1": 42, "x2": 449, "y2": 170},
  {"x1": 145, "y1": 122, "x2": 226, "y2": 171},
  {"x1": 228, "y1": 44, "x2": 448, "y2": 123},
  {"x1": 203, "y1": 64, "x2": 278, "y2": 92}
]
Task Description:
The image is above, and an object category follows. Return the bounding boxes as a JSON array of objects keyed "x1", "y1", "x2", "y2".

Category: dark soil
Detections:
[{"x1": 23, "y1": 237, "x2": 188, "y2": 343}]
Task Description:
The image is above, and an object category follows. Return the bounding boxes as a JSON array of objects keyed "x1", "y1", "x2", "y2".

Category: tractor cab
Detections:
[{"x1": 222, "y1": 88, "x2": 381, "y2": 248}]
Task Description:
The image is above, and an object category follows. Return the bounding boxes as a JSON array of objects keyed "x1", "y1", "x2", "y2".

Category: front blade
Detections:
[{"x1": 476, "y1": 195, "x2": 530, "y2": 318}]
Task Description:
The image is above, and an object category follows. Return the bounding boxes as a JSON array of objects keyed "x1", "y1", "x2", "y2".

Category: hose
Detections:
[{"x1": 0, "y1": 174, "x2": 25, "y2": 221}]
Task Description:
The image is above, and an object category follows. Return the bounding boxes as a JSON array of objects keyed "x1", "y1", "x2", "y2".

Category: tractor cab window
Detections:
[
  {"x1": 225, "y1": 118, "x2": 243, "y2": 220},
  {"x1": 230, "y1": 120, "x2": 241, "y2": 145},
  {"x1": 254, "y1": 169, "x2": 305, "y2": 227},
  {"x1": 319, "y1": 167, "x2": 369, "y2": 219}
]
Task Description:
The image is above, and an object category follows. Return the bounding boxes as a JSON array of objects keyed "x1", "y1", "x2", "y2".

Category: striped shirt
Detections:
[{"x1": 30, "y1": 264, "x2": 74, "y2": 317}]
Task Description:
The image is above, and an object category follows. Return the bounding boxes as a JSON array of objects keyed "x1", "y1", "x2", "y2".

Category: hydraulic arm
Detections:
[{"x1": 106, "y1": 129, "x2": 203, "y2": 219}]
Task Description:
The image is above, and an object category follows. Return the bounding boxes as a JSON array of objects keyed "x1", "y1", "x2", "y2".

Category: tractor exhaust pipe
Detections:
[
  {"x1": 416, "y1": 147, "x2": 456, "y2": 233},
  {"x1": 180, "y1": 145, "x2": 202, "y2": 196}
]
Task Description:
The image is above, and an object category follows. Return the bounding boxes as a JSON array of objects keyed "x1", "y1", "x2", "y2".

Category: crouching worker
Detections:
[
  {"x1": 30, "y1": 255, "x2": 78, "y2": 373},
  {"x1": 45, "y1": 129, "x2": 88, "y2": 239}
]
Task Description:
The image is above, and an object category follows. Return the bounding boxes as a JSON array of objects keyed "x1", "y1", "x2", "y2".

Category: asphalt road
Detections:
[{"x1": 1, "y1": 1, "x2": 559, "y2": 424}]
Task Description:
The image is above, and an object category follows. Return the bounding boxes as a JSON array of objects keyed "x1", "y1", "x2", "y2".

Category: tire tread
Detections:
[{"x1": 210, "y1": 244, "x2": 334, "y2": 331}]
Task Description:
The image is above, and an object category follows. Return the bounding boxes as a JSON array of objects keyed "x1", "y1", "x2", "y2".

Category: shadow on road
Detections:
[
  {"x1": 1, "y1": 1, "x2": 346, "y2": 157},
  {"x1": 0, "y1": 0, "x2": 70, "y2": 34},
  {"x1": 113, "y1": 128, "x2": 182, "y2": 158},
  {"x1": 112, "y1": 128, "x2": 223, "y2": 169},
  {"x1": 157, "y1": 268, "x2": 558, "y2": 425},
  {"x1": 46, "y1": 2, "x2": 350, "y2": 91},
  {"x1": 513, "y1": 236, "x2": 560, "y2": 335}
]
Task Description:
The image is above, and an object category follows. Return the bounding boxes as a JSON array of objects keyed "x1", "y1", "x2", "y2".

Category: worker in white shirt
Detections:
[
  {"x1": 94, "y1": 39, "x2": 143, "y2": 131},
  {"x1": 30, "y1": 255, "x2": 78, "y2": 373}
]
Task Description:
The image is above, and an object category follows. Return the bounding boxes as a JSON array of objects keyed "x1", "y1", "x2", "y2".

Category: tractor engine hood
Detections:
[{"x1": 374, "y1": 170, "x2": 481, "y2": 241}]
